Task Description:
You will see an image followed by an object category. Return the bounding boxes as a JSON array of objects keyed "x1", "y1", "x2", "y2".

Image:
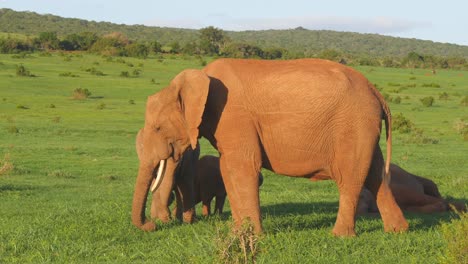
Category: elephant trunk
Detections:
[{"x1": 131, "y1": 162, "x2": 159, "y2": 231}]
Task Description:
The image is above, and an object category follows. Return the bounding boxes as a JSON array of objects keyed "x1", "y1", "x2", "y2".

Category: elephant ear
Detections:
[{"x1": 171, "y1": 69, "x2": 210, "y2": 150}]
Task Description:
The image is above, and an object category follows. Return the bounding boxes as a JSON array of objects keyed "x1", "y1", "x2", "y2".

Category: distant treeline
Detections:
[
  {"x1": 1, "y1": 27, "x2": 467, "y2": 70},
  {"x1": 2, "y1": 8, "x2": 468, "y2": 60}
]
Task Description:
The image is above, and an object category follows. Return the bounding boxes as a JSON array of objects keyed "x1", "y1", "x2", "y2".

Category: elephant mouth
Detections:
[{"x1": 150, "y1": 159, "x2": 166, "y2": 192}]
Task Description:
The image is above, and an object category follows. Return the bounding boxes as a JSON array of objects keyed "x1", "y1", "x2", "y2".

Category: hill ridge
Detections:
[{"x1": 1, "y1": 8, "x2": 467, "y2": 58}]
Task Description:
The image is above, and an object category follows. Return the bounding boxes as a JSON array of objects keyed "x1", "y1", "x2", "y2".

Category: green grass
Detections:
[{"x1": 0, "y1": 53, "x2": 467, "y2": 263}]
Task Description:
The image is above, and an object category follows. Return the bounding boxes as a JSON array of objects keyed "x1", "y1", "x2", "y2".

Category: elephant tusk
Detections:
[{"x1": 150, "y1": 159, "x2": 166, "y2": 192}]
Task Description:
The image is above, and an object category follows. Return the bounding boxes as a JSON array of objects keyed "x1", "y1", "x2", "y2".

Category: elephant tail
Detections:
[{"x1": 368, "y1": 82, "x2": 392, "y2": 180}]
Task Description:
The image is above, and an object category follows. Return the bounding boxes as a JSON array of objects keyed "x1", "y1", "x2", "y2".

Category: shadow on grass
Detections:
[
  {"x1": 189, "y1": 199, "x2": 466, "y2": 234},
  {"x1": 0, "y1": 184, "x2": 42, "y2": 194}
]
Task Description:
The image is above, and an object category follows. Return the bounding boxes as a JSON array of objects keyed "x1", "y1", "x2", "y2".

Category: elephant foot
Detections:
[
  {"x1": 448, "y1": 202, "x2": 467, "y2": 212},
  {"x1": 182, "y1": 209, "x2": 195, "y2": 223},
  {"x1": 140, "y1": 221, "x2": 156, "y2": 232},
  {"x1": 332, "y1": 225, "x2": 356, "y2": 237},
  {"x1": 383, "y1": 219, "x2": 409, "y2": 233}
]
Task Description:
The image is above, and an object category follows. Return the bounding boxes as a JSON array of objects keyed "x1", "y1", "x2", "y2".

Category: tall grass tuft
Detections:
[
  {"x1": 439, "y1": 210, "x2": 468, "y2": 264},
  {"x1": 215, "y1": 221, "x2": 260, "y2": 264},
  {"x1": 0, "y1": 153, "x2": 14, "y2": 176},
  {"x1": 73, "y1": 88, "x2": 91, "y2": 100}
]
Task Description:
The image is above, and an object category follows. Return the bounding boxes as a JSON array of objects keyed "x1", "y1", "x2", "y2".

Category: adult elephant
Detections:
[
  {"x1": 132, "y1": 58, "x2": 409, "y2": 236},
  {"x1": 135, "y1": 129, "x2": 199, "y2": 224}
]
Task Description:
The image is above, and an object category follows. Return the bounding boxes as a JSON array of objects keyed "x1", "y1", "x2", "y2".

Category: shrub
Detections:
[
  {"x1": 52, "y1": 116, "x2": 61, "y2": 123},
  {"x1": 120, "y1": 71, "x2": 129, "y2": 77},
  {"x1": 47, "y1": 170, "x2": 74, "y2": 179},
  {"x1": 393, "y1": 96, "x2": 401, "y2": 104},
  {"x1": 96, "y1": 103, "x2": 106, "y2": 110},
  {"x1": 421, "y1": 83, "x2": 441, "y2": 88},
  {"x1": 16, "y1": 105, "x2": 29, "y2": 109},
  {"x1": 59, "y1": 72, "x2": 79, "y2": 77},
  {"x1": 404, "y1": 127, "x2": 439, "y2": 144},
  {"x1": 16, "y1": 64, "x2": 33, "y2": 77},
  {"x1": 461, "y1": 96, "x2": 468, "y2": 107},
  {"x1": 420, "y1": 96, "x2": 435, "y2": 107},
  {"x1": 6, "y1": 125, "x2": 19, "y2": 134},
  {"x1": 132, "y1": 69, "x2": 141, "y2": 76},
  {"x1": 48, "y1": 104, "x2": 56, "y2": 108},
  {"x1": 392, "y1": 113, "x2": 414, "y2": 133},
  {"x1": 382, "y1": 92, "x2": 392, "y2": 102},
  {"x1": 84, "y1": 67, "x2": 105, "y2": 76},
  {"x1": 128, "y1": 99, "x2": 135, "y2": 105},
  {"x1": 73, "y1": 88, "x2": 91, "y2": 99},
  {"x1": 439, "y1": 92, "x2": 449, "y2": 100}
]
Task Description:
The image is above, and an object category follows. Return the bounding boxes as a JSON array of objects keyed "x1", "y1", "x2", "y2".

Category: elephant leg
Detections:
[
  {"x1": 391, "y1": 183, "x2": 448, "y2": 213},
  {"x1": 172, "y1": 189, "x2": 183, "y2": 221},
  {"x1": 214, "y1": 194, "x2": 227, "y2": 215},
  {"x1": 331, "y1": 137, "x2": 380, "y2": 236},
  {"x1": 219, "y1": 150, "x2": 262, "y2": 233},
  {"x1": 201, "y1": 196, "x2": 212, "y2": 216},
  {"x1": 365, "y1": 146, "x2": 408, "y2": 233},
  {"x1": 333, "y1": 182, "x2": 365, "y2": 236}
]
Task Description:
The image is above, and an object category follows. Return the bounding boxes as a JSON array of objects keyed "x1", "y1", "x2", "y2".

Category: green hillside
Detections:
[{"x1": 1, "y1": 8, "x2": 468, "y2": 58}]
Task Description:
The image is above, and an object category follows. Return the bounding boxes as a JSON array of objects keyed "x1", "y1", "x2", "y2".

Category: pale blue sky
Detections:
[{"x1": 1, "y1": 0, "x2": 467, "y2": 45}]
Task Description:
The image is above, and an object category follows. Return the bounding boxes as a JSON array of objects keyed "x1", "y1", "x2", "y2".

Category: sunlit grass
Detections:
[{"x1": 0, "y1": 53, "x2": 466, "y2": 263}]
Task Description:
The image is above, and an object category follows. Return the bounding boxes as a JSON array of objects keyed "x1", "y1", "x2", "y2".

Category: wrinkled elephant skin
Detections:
[{"x1": 132, "y1": 58, "x2": 409, "y2": 236}]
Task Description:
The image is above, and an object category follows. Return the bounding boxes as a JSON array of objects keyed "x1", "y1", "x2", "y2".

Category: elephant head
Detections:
[{"x1": 132, "y1": 69, "x2": 210, "y2": 231}]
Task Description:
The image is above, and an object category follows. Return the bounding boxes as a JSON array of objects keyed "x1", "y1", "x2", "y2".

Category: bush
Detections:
[
  {"x1": 96, "y1": 103, "x2": 106, "y2": 110},
  {"x1": 128, "y1": 99, "x2": 135, "y2": 105},
  {"x1": 420, "y1": 96, "x2": 435, "y2": 107},
  {"x1": 73, "y1": 88, "x2": 91, "y2": 99},
  {"x1": 120, "y1": 71, "x2": 129, "y2": 77},
  {"x1": 421, "y1": 83, "x2": 441, "y2": 88},
  {"x1": 461, "y1": 96, "x2": 468, "y2": 107},
  {"x1": 83, "y1": 67, "x2": 105, "y2": 76},
  {"x1": 6, "y1": 125, "x2": 19, "y2": 134},
  {"x1": 439, "y1": 92, "x2": 449, "y2": 100},
  {"x1": 16, "y1": 64, "x2": 33, "y2": 77},
  {"x1": 59, "y1": 72, "x2": 79, "y2": 77},
  {"x1": 392, "y1": 113, "x2": 414, "y2": 133},
  {"x1": 393, "y1": 96, "x2": 401, "y2": 104},
  {"x1": 132, "y1": 69, "x2": 141, "y2": 76},
  {"x1": 16, "y1": 104, "x2": 29, "y2": 109}
]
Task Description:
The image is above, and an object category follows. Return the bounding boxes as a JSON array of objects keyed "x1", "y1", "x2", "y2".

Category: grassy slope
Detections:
[{"x1": 0, "y1": 54, "x2": 466, "y2": 263}]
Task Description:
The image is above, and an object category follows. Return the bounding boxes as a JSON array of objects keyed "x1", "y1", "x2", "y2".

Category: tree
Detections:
[
  {"x1": 150, "y1": 41, "x2": 162, "y2": 53},
  {"x1": 168, "y1": 41, "x2": 181, "y2": 54},
  {"x1": 199, "y1": 26, "x2": 229, "y2": 55},
  {"x1": 62, "y1": 32, "x2": 98, "y2": 51},
  {"x1": 125, "y1": 43, "x2": 149, "y2": 58},
  {"x1": 36, "y1": 31, "x2": 59, "y2": 50}
]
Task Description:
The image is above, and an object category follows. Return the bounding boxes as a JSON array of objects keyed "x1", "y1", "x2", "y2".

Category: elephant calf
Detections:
[
  {"x1": 312, "y1": 164, "x2": 466, "y2": 214},
  {"x1": 195, "y1": 155, "x2": 264, "y2": 216}
]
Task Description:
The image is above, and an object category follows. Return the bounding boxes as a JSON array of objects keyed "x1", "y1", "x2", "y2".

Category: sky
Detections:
[{"x1": 1, "y1": 0, "x2": 468, "y2": 46}]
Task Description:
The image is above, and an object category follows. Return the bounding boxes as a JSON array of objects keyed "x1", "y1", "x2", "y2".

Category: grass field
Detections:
[{"x1": 0, "y1": 53, "x2": 467, "y2": 263}]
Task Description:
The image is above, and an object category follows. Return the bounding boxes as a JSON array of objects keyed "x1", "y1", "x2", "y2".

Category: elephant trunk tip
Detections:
[{"x1": 134, "y1": 220, "x2": 157, "y2": 232}]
